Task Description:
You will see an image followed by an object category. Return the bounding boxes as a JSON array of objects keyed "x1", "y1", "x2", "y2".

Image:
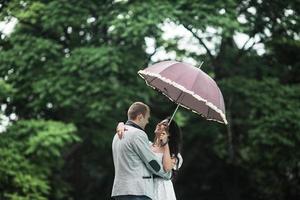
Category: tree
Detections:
[
  {"x1": 0, "y1": 0, "x2": 173, "y2": 199},
  {"x1": 0, "y1": 0, "x2": 299, "y2": 199},
  {"x1": 0, "y1": 119, "x2": 79, "y2": 200}
]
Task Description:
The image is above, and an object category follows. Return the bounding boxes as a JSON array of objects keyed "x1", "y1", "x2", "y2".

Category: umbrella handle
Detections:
[{"x1": 168, "y1": 104, "x2": 180, "y2": 126}]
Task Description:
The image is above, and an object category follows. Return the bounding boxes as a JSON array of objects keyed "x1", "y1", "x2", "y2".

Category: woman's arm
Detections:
[
  {"x1": 162, "y1": 143, "x2": 174, "y2": 172},
  {"x1": 159, "y1": 131, "x2": 174, "y2": 172}
]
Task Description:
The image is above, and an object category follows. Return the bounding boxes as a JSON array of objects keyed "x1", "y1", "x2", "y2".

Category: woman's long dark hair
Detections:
[
  {"x1": 166, "y1": 116, "x2": 182, "y2": 163},
  {"x1": 165, "y1": 116, "x2": 182, "y2": 181},
  {"x1": 153, "y1": 116, "x2": 183, "y2": 175},
  {"x1": 154, "y1": 117, "x2": 182, "y2": 181}
]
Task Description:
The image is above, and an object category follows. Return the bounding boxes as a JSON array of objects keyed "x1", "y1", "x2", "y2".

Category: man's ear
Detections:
[{"x1": 137, "y1": 113, "x2": 143, "y2": 121}]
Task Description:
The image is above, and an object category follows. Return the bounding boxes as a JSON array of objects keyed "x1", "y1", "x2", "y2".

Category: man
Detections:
[{"x1": 111, "y1": 102, "x2": 172, "y2": 200}]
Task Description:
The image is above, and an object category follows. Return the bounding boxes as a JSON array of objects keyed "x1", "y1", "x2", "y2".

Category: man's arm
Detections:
[{"x1": 131, "y1": 133, "x2": 172, "y2": 180}]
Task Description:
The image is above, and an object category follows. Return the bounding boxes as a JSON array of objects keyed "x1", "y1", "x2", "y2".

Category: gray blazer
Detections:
[{"x1": 111, "y1": 124, "x2": 172, "y2": 199}]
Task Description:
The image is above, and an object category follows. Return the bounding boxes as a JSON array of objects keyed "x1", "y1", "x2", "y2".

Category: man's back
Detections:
[{"x1": 111, "y1": 125, "x2": 171, "y2": 199}]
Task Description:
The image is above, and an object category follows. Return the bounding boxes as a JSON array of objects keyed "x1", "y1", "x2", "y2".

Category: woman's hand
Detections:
[
  {"x1": 159, "y1": 130, "x2": 169, "y2": 146},
  {"x1": 116, "y1": 122, "x2": 126, "y2": 139}
]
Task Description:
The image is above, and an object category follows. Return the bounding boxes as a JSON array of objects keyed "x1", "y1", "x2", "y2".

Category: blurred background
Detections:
[{"x1": 0, "y1": 0, "x2": 299, "y2": 199}]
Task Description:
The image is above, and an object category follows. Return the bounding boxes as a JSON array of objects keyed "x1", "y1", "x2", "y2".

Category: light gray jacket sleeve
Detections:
[{"x1": 132, "y1": 133, "x2": 172, "y2": 180}]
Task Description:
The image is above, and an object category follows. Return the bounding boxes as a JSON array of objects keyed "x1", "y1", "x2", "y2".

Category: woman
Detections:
[{"x1": 117, "y1": 117, "x2": 183, "y2": 200}]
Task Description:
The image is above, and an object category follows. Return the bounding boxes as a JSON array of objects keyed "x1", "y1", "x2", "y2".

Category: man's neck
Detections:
[{"x1": 127, "y1": 120, "x2": 144, "y2": 130}]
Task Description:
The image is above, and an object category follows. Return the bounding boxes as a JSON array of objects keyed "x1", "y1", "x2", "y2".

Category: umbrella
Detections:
[{"x1": 138, "y1": 60, "x2": 227, "y2": 125}]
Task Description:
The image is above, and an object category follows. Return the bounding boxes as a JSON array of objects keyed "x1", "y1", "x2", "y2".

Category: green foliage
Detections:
[
  {"x1": 0, "y1": 79, "x2": 14, "y2": 102},
  {"x1": 219, "y1": 77, "x2": 300, "y2": 198},
  {"x1": 0, "y1": 120, "x2": 79, "y2": 200},
  {"x1": 171, "y1": 0, "x2": 238, "y2": 29},
  {"x1": 0, "y1": 0, "x2": 299, "y2": 199},
  {"x1": 1, "y1": 1, "x2": 168, "y2": 199}
]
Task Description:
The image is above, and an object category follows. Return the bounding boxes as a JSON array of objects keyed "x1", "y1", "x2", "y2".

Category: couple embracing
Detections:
[{"x1": 111, "y1": 102, "x2": 183, "y2": 200}]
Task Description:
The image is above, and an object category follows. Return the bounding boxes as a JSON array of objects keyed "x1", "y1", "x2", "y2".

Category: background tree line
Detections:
[{"x1": 0, "y1": 0, "x2": 299, "y2": 199}]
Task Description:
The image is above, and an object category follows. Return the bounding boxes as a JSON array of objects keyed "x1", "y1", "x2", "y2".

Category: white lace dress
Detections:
[{"x1": 153, "y1": 152, "x2": 183, "y2": 200}]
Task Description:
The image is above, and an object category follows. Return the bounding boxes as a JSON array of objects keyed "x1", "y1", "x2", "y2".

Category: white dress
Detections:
[{"x1": 153, "y1": 152, "x2": 183, "y2": 200}]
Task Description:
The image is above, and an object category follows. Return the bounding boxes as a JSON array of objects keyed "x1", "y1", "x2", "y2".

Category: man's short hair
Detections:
[{"x1": 128, "y1": 102, "x2": 150, "y2": 120}]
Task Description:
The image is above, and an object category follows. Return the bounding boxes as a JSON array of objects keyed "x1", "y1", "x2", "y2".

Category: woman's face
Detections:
[{"x1": 154, "y1": 119, "x2": 169, "y2": 136}]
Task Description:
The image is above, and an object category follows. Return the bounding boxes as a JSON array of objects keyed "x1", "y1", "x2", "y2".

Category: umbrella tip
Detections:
[{"x1": 198, "y1": 61, "x2": 204, "y2": 69}]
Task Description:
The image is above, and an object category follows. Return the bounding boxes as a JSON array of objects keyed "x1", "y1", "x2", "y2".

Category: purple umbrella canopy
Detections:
[{"x1": 138, "y1": 60, "x2": 228, "y2": 124}]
